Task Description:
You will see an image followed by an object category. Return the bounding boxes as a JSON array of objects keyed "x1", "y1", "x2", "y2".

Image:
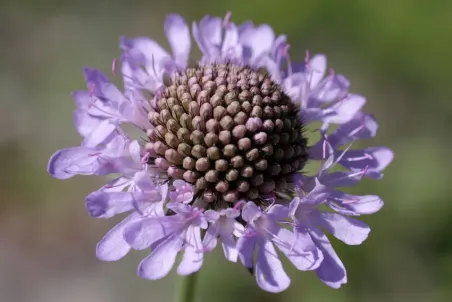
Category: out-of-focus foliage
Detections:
[{"x1": 0, "y1": 0, "x2": 451, "y2": 301}]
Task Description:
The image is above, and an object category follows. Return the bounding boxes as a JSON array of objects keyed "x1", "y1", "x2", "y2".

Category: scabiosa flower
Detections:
[{"x1": 47, "y1": 12, "x2": 393, "y2": 293}]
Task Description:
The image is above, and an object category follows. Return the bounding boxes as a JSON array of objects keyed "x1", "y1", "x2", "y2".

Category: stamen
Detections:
[
  {"x1": 196, "y1": 246, "x2": 211, "y2": 253},
  {"x1": 88, "y1": 96, "x2": 97, "y2": 108},
  {"x1": 344, "y1": 153, "x2": 372, "y2": 162},
  {"x1": 112, "y1": 58, "x2": 117, "y2": 76},
  {"x1": 244, "y1": 228, "x2": 256, "y2": 238},
  {"x1": 88, "y1": 83, "x2": 95, "y2": 96},
  {"x1": 87, "y1": 83, "x2": 97, "y2": 108},
  {"x1": 322, "y1": 132, "x2": 328, "y2": 160},
  {"x1": 288, "y1": 228, "x2": 301, "y2": 254},
  {"x1": 334, "y1": 143, "x2": 353, "y2": 166},
  {"x1": 141, "y1": 151, "x2": 150, "y2": 164},
  {"x1": 181, "y1": 208, "x2": 204, "y2": 225},
  {"x1": 360, "y1": 165, "x2": 369, "y2": 178},
  {"x1": 233, "y1": 200, "x2": 245, "y2": 209},
  {"x1": 103, "y1": 179, "x2": 130, "y2": 189},
  {"x1": 281, "y1": 44, "x2": 293, "y2": 80},
  {"x1": 342, "y1": 198, "x2": 360, "y2": 204},
  {"x1": 223, "y1": 11, "x2": 232, "y2": 27},
  {"x1": 151, "y1": 54, "x2": 158, "y2": 80},
  {"x1": 348, "y1": 115, "x2": 367, "y2": 137},
  {"x1": 337, "y1": 94, "x2": 348, "y2": 107},
  {"x1": 304, "y1": 50, "x2": 310, "y2": 65},
  {"x1": 88, "y1": 152, "x2": 102, "y2": 157},
  {"x1": 364, "y1": 153, "x2": 374, "y2": 160}
]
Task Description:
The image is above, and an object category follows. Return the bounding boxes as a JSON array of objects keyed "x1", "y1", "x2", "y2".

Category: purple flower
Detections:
[
  {"x1": 309, "y1": 112, "x2": 394, "y2": 178},
  {"x1": 47, "y1": 12, "x2": 393, "y2": 293},
  {"x1": 48, "y1": 135, "x2": 141, "y2": 180},
  {"x1": 74, "y1": 68, "x2": 151, "y2": 147},
  {"x1": 202, "y1": 208, "x2": 244, "y2": 262},
  {"x1": 192, "y1": 14, "x2": 279, "y2": 67},
  {"x1": 86, "y1": 170, "x2": 169, "y2": 261},
  {"x1": 237, "y1": 202, "x2": 323, "y2": 292},
  {"x1": 120, "y1": 14, "x2": 191, "y2": 92},
  {"x1": 124, "y1": 203, "x2": 207, "y2": 279},
  {"x1": 170, "y1": 180, "x2": 194, "y2": 204}
]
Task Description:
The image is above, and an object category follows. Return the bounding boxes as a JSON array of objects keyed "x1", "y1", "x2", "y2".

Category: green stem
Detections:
[{"x1": 176, "y1": 272, "x2": 198, "y2": 302}]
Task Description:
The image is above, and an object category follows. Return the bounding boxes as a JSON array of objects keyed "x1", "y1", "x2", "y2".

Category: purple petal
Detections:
[
  {"x1": 73, "y1": 108, "x2": 101, "y2": 138},
  {"x1": 270, "y1": 34, "x2": 287, "y2": 63},
  {"x1": 97, "y1": 83, "x2": 131, "y2": 115},
  {"x1": 308, "y1": 54, "x2": 327, "y2": 88},
  {"x1": 121, "y1": 53, "x2": 150, "y2": 90},
  {"x1": 282, "y1": 72, "x2": 306, "y2": 100},
  {"x1": 164, "y1": 14, "x2": 190, "y2": 68},
  {"x1": 132, "y1": 185, "x2": 168, "y2": 217},
  {"x1": 138, "y1": 234, "x2": 184, "y2": 280},
  {"x1": 202, "y1": 222, "x2": 219, "y2": 252},
  {"x1": 101, "y1": 176, "x2": 131, "y2": 192},
  {"x1": 177, "y1": 226, "x2": 204, "y2": 275},
  {"x1": 223, "y1": 208, "x2": 240, "y2": 219},
  {"x1": 123, "y1": 216, "x2": 172, "y2": 250},
  {"x1": 319, "y1": 171, "x2": 361, "y2": 187},
  {"x1": 328, "y1": 193, "x2": 383, "y2": 216},
  {"x1": 199, "y1": 16, "x2": 223, "y2": 46},
  {"x1": 221, "y1": 23, "x2": 241, "y2": 58},
  {"x1": 85, "y1": 191, "x2": 134, "y2": 218},
  {"x1": 264, "y1": 57, "x2": 282, "y2": 81},
  {"x1": 232, "y1": 221, "x2": 245, "y2": 237},
  {"x1": 273, "y1": 228, "x2": 323, "y2": 271},
  {"x1": 81, "y1": 119, "x2": 118, "y2": 148},
  {"x1": 300, "y1": 180, "x2": 329, "y2": 205},
  {"x1": 340, "y1": 147, "x2": 394, "y2": 177},
  {"x1": 169, "y1": 180, "x2": 194, "y2": 204},
  {"x1": 241, "y1": 202, "x2": 261, "y2": 222},
  {"x1": 120, "y1": 36, "x2": 171, "y2": 90},
  {"x1": 96, "y1": 212, "x2": 140, "y2": 261},
  {"x1": 329, "y1": 113, "x2": 378, "y2": 147},
  {"x1": 47, "y1": 146, "x2": 102, "y2": 179},
  {"x1": 255, "y1": 240, "x2": 291, "y2": 293},
  {"x1": 72, "y1": 90, "x2": 104, "y2": 137},
  {"x1": 166, "y1": 202, "x2": 192, "y2": 214},
  {"x1": 309, "y1": 227, "x2": 347, "y2": 288},
  {"x1": 266, "y1": 204, "x2": 289, "y2": 220},
  {"x1": 309, "y1": 74, "x2": 350, "y2": 105},
  {"x1": 72, "y1": 87, "x2": 118, "y2": 128},
  {"x1": 192, "y1": 16, "x2": 222, "y2": 58},
  {"x1": 204, "y1": 209, "x2": 221, "y2": 221},
  {"x1": 303, "y1": 107, "x2": 337, "y2": 124},
  {"x1": 325, "y1": 94, "x2": 366, "y2": 124},
  {"x1": 237, "y1": 231, "x2": 257, "y2": 268},
  {"x1": 121, "y1": 37, "x2": 169, "y2": 67},
  {"x1": 313, "y1": 212, "x2": 370, "y2": 245},
  {"x1": 220, "y1": 234, "x2": 238, "y2": 262},
  {"x1": 240, "y1": 24, "x2": 275, "y2": 65},
  {"x1": 83, "y1": 68, "x2": 108, "y2": 94},
  {"x1": 128, "y1": 140, "x2": 142, "y2": 163},
  {"x1": 73, "y1": 90, "x2": 91, "y2": 110}
]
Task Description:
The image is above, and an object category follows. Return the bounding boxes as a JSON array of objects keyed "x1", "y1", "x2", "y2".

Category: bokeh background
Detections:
[{"x1": 1, "y1": 0, "x2": 451, "y2": 301}]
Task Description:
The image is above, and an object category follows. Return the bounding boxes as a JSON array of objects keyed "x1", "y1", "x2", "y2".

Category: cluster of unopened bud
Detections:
[{"x1": 146, "y1": 63, "x2": 308, "y2": 204}]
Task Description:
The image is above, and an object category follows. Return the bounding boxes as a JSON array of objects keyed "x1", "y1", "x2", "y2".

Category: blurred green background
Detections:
[{"x1": 1, "y1": 0, "x2": 451, "y2": 301}]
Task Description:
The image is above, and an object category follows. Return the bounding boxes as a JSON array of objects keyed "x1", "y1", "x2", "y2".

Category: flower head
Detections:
[{"x1": 47, "y1": 12, "x2": 393, "y2": 293}]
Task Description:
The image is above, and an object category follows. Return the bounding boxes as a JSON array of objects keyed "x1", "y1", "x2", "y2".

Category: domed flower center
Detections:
[{"x1": 147, "y1": 63, "x2": 308, "y2": 204}]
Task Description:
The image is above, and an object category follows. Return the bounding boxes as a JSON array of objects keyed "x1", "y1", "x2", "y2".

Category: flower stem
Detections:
[{"x1": 176, "y1": 272, "x2": 198, "y2": 302}]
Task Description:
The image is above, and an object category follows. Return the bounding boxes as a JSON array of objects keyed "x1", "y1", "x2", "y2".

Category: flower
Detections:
[
  {"x1": 124, "y1": 202, "x2": 207, "y2": 279},
  {"x1": 238, "y1": 202, "x2": 324, "y2": 292},
  {"x1": 47, "y1": 12, "x2": 393, "y2": 293}
]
